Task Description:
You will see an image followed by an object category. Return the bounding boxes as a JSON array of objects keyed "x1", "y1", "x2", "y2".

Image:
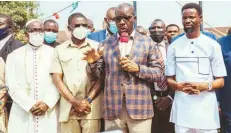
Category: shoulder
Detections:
[
  {"x1": 86, "y1": 38, "x2": 99, "y2": 49},
  {"x1": 7, "y1": 44, "x2": 26, "y2": 60},
  {"x1": 200, "y1": 34, "x2": 221, "y2": 49},
  {"x1": 42, "y1": 44, "x2": 55, "y2": 53},
  {"x1": 55, "y1": 40, "x2": 71, "y2": 51},
  {"x1": 12, "y1": 37, "x2": 24, "y2": 47},
  {"x1": 169, "y1": 34, "x2": 185, "y2": 48}
]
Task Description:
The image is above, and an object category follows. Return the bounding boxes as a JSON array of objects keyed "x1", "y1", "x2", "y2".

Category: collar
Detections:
[
  {"x1": 0, "y1": 34, "x2": 12, "y2": 44},
  {"x1": 68, "y1": 39, "x2": 90, "y2": 49},
  {"x1": 27, "y1": 43, "x2": 43, "y2": 50},
  {"x1": 117, "y1": 30, "x2": 135, "y2": 40},
  {"x1": 154, "y1": 40, "x2": 168, "y2": 47}
]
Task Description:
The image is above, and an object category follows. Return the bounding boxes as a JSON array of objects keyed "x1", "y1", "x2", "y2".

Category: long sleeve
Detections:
[
  {"x1": 135, "y1": 40, "x2": 164, "y2": 83},
  {"x1": 5, "y1": 53, "x2": 36, "y2": 112}
]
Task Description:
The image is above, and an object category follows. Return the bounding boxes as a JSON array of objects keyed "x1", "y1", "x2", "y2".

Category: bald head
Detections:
[
  {"x1": 116, "y1": 3, "x2": 134, "y2": 16},
  {"x1": 105, "y1": 7, "x2": 116, "y2": 20}
]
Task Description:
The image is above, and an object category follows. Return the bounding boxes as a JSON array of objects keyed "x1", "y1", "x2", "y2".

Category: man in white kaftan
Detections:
[{"x1": 5, "y1": 19, "x2": 60, "y2": 133}]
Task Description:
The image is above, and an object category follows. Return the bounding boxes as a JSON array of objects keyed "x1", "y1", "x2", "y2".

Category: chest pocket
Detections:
[
  {"x1": 198, "y1": 57, "x2": 210, "y2": 75},
  {"x1": 59, "y1": 54, "x2": 73, "y2": 72}
]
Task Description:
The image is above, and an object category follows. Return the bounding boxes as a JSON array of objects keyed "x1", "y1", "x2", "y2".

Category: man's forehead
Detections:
[
  {"x1": 167, "y1": 26, "x2": 179, "y2": 30},
  {"x1": 45, "y1": 22, "x2": 58, "y2": 28},
  {"x1": 116, "y1": 7, "x2": 133, "y2": 16},
  {"x1": 70, "y1": 17, "x2": 87, "y2": 24},
  {"x1": 152, "y1": 21, "x2": 165, "y2": 27},
  {"x1": 29, "y1": 21, "x2": 43, "y2": 28},
  {"x1": 182, "y1": 8, "x2": 198, "y2": 16}
]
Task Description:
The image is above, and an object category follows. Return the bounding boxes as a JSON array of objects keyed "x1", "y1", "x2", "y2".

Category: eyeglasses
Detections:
[
  {"x1": 70, "y1": 24, "x2": 88, "y2": 28},
  {"x1": 28, "y1": 28, "x2": 44, "y2": 33},
  {"x1": 115, "y1": 16, "x2": 133, "y2": 22}
]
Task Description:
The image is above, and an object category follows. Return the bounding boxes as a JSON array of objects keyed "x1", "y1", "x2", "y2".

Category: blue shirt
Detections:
[{"x1": 217, "y1": 34, "x2": 231, "y2": 113}]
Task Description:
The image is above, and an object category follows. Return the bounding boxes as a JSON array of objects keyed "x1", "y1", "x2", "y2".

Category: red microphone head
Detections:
[{"x1": 119, "y1": 32, "x2": 129, "y2": 43}]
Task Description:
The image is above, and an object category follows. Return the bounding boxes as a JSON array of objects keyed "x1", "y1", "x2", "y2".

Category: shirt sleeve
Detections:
[
  {"x1": 5, "y1": 53, "x2": 36, "y2": 112},
  {"x1": 165, "y1": 44, "x2": 176, "y2": 76},
  {"x1": 211, "y1": 42, "x2": 227, "y2": 77},
  {"x1": 50, "y1": 47, "x2": 63, "y2": 74}
]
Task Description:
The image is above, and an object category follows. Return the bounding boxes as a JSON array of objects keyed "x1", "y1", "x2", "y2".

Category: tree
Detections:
[{"x1": 0, "y1": 1, "x2": 39, "y2": 44}]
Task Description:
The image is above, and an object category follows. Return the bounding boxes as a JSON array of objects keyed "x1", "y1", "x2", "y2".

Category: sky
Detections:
[{"x1": 38, "y1": 1, "x2": 231, "y2": 34}]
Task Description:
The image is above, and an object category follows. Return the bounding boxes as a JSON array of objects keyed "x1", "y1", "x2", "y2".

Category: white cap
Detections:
[{"x1": 25, "y1": 19, "x2": 42, "y2": 28}]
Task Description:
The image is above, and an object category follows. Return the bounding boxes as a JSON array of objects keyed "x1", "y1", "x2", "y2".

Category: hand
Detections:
[
  {"x1": 119, "y1": 57, "x2": 139, "y2": 72},
  {"x1": 30, "y1": 101, "x2": 48, "y2": 116},
  {"x1": 176, "y1": 82, "x2": 200, "y2": 95},
  {"x1": 82, "y1": 46, "x2": 104, "y2": 64},
  {"x1": 70, "y1": 99, "x2": 91, "y2": 116},
  {"x1": 184, "y1": 82, "x2": 208, "y2": 92},
  {"x1": 155, "y1": 97, "x2": 172, "y2": 111}
]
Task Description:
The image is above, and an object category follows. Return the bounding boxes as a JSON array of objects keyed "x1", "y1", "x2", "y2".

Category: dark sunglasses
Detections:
[
  {"x1": 115, "y1": 16, "x2": 133, "y2": 22},
  {"x1": 70, "y1": 24, "x2": 88, "y2": 28}
]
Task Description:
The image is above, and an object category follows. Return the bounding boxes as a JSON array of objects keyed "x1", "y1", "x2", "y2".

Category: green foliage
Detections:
[{"x1": 0, "y1": 1, "x2": 39, "y2": 44}]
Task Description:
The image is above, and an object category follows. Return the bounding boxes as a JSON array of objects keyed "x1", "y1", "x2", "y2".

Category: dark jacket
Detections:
[{"x1": 0, "y1": 36, "x2": 23, "y2": 62}]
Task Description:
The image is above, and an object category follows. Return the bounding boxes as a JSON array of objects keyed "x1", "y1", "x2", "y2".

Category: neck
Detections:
[
  {"x1": 186, "y1": 29, "x2": 200, "y2": 39},
  {"x1": 44, "y1": 41, "x2": 55, "y2": 46},
  {"x1": 71, "y1": 36, "x2": 85, "y2": 47}
]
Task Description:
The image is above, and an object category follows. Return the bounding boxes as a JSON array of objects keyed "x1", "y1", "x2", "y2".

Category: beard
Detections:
[{"x1": 184, "y1": 26, "x2": 195, "y2": 34}]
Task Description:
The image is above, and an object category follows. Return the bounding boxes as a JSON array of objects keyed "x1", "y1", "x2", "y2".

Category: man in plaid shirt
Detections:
[{"x1": 83, "y1": 3, "x2": 164, "y2": 133}]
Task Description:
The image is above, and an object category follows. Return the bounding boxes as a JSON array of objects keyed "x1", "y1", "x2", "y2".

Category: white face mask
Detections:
[
  {"x1": 72, "y1": 26, "x2": 88, "y2": 40},
  {"x1": 29, "y1": 32, "x2": 44, "y2": 47}
]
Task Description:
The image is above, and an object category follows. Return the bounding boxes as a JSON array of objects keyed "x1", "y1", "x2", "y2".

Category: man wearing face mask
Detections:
[
  {"x1": 51, "y1": 13, "x2": 102, "y2": 133},
  {"x1": 149, "y1": 19, "x2": 175, "y2": 133},
  {"x1": 83, "y1": 3, "x2": 164, "y2": 133},
  {"x1": 43, "y1": 19, "x2": 59, "y2": 48},
  {"x1": 88, "y1": 7, "x2": 117, "y2": 42},
  {"x1": 0, "y1": 14, "x2": 23, "y2": 118},
  {"x1": 5, "y1": 19, "x2": 60, "y2": 133}
]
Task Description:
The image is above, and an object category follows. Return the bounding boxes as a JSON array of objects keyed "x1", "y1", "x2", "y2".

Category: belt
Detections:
[{"x1": 155, "y1": 90, "x2": 168, "y2": 97}]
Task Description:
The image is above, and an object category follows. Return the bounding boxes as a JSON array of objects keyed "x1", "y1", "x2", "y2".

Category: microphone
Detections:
[{"x1": 119, "y1": 32, "x2": 129, "y2": 43}]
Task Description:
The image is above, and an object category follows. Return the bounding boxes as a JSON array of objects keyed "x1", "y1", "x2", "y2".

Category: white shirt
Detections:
[
  {"x1": 0, "y1": 34, "x2": 12, "y2": 51},
  {"x1": 5, "y1": 44, "x2": 60, "y2": 133},
  {"x1": 118, "y1": 31, "x2": 135, "y2": 57},
  {"x1": 154, "y1": 41, "x2": 168, "y2": 91},
  {"x1": 165, "y1": 33, "x2": 227, "y2": 129}
]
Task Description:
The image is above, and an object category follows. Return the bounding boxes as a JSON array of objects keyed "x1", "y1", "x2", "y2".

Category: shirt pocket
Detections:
[
  {"x1": 198, "y1": 57, "x2": 210, "y2": 75},
  {"x1": 59, "y1": 54, "x2": 73, "y2": 72}
]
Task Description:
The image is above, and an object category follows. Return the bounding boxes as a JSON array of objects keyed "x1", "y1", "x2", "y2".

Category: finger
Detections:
[
  {"x1": 120, "y1": 60, "x2": 130, "y2": 66},
  {"x1": 120, "y1": 57, "x2": 128, "y2": 61},
  {"x1": 121, "y1": 63, "x2": 130, "y2": 69},
  {"x1": 33, "y1": 109, "x2": 43, "y2": 115},
  {"x1": 98, "y1": 47, "x2": 104, "y2": 56}
]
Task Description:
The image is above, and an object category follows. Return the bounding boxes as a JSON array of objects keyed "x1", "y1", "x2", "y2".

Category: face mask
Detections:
[
  {"x1": 86, "y1": 29, "x2": 91, "y2": 37},
  {"x1": 0, "y1": 27, "x2": 9, "y2": 40},
  {"x1": 29, "y1": 32, "x2": 44, "y2": 47},
  {"x1": 44, "y1": 32, "x2": 58, "y2": 44},
  {"x1": 72, "y1": 26, "x2": 88, "y2": 40},
  {"x1": 108, "y1": 21, "x2": 118, "y2": 34},
  {"x1": 150, "y1": 31, "x2": 165, "y2": 43}
]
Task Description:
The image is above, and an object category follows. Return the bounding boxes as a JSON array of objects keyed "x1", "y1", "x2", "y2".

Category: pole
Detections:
[
  {"x1": 133, "y1": 1, "x2": 137, "y2": 28},
  {"x1": 199, "y1": 1, "x2": 203, "y2": 31}
]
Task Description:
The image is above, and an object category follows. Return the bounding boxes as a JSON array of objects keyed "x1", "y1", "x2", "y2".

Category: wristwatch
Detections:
[
  {"x1": 85, "y1": 96, "x2": 93, "y2": 104},
  {"x1": 207, "y1": 82, "x2": 213, "y2": 91}
]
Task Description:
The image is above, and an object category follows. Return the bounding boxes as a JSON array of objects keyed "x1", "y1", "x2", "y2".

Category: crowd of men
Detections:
[{"x1": 0, "y1": 2, "x2": 230, "y2": 133}]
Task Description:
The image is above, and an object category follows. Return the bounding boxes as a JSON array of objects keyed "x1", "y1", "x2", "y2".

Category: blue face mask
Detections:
[
  {"x1": 44, "y1": 32, "x2": 58, "y2": 44},
  {"x1": 109, "y1": 21, "x2": 118, "y2": 34},
  {"x1": 0, "y1": 27, "x2": 9, "y2": 40}
]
